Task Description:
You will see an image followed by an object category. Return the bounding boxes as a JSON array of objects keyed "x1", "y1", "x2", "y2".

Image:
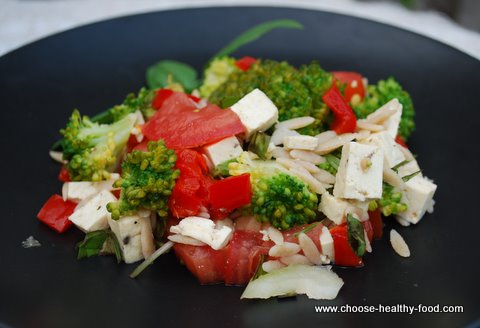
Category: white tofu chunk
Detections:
[
  {"x1": 283, "y1": 135, "x2": 319, "y2": 151},
  {"x1": 382, "y1": 100, "x2": 403, "y2": 138},
  {"x1": 319, "y1": 226, "x2": 334, "y2": 261},
  {"x1": 318, "y1": 193, "x2": 369, "y2": 224},
  {"x1": 170, "y1": 216, "x2": 233, "y2": 250},
  {"x1": 68, "y1": 190, "x2": 117, "y2": 232},
  {"x1": 230, "y1": 88, "x2": 279, "y2": 138},
  {"x1": 62, "y1": 173, "x2": 120, "y2": 202},
  {"x1": 397, "y1": 175, "x2": 437, "y2": 224},
  {"x1": 333, "y1": 142, "x2": 383, "y2": 201},
  {"x1": 108, "y1": 215, "x2": 153, "y2": 263},
  {"x1": 363, "y1": 131, "x2": 405, "y2": 168},
  {"x1": 203, "y1": 136, "x2": 243, "y2": 167}
]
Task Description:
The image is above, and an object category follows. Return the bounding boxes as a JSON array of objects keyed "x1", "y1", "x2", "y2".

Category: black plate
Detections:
[{"x1": 0, "y1": 6, "x2": 479, "y2": 328}]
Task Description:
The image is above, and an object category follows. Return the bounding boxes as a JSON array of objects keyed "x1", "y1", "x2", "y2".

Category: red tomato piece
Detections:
[
  {"x1": 329, "y1": 224, "x2": 363, "y2": 267},
  {"x1": 395, "y1": 135, "x2": 408, "y2": 148},
  {"x1": 37, "y1": 194, "x2": 77, "y2": 233},
  {"x1": 173, "y1": 244, "x2": 225, "y2": 284},
  {"x1": 142, "y1": 92, "x2": 245, "y2": 149},
  {"x1": 58, "y1": 166, "x2": 70, "y2": 182},
  {"x1": 368, "y1": 209, "x2": 383, "y2": 240},
  {"x1": 187, "y1": 94, "x2": 201, "y2": 103},
  {"x1": 362, "y1": 219, "x2": 374, "y2": 243},
  {"x1": 332, "y1": 71, "x2": 366, "y2": 103},
  {"x1": 152, "y1": 89, "x2": 174, "y2": 109},
  {"x1": 235, "y1": 56, "x2": 257, "y2": 71},
  {"x1": 209, "y1": 174, "x2": 251, "y2": 213},
  {"x1": 322, "y1": 84, "x2": 357, "y2": 134},
  {"x1": 223, "y1": 230, "x2": 271, "y2": 286}
]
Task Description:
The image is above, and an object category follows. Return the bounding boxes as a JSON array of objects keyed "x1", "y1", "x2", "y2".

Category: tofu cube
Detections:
[
  {"x1": 62, "y1": 173, "x2": 120, "y2": 202},
  {"x1": 170, "y1": 216, "x2": 233, "y2": 250},
  {"x1": 333, "y1": 142, "x2": 383, "y2": 201},
  {"x1": 203, "y1": 136, "x2": 243, "y2": 167},
  {"x1": 397, "y1": 175, "x2": 437, "y2": 224},
  {"x1": 230, "y1": 88, "x2": 278, "y2": 138},
  {"x1": 364, "y1": 131, "x2": 405, "y2": 168},
  {"x1": 108, "y1": 215, "x2": 152, "y2": 263},
  {"x1": 319, "y1": 193, "x2": 369, "y2": 224},
  {"x1": 68, "y1": 190, "x2": 117, "y2": 232},
  {"x1": 283, "y1": 135, "x2": 319, "y2": 151},
  {"x1": 381, "y1": 99, "x2": 403, "y2": 138},
  {"x1": 319, "y1": 226, "x2": 334, "y2": 261}
]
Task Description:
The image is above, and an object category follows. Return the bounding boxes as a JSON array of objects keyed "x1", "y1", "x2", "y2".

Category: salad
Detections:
[{"x1": 37, "y1": 19, "x2": 437, "y2": 300}]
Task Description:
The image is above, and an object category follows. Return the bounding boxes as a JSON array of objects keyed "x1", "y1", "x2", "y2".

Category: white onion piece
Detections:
[{"x1": 241, "y1": 265, "x2": 344, "y2": 300}]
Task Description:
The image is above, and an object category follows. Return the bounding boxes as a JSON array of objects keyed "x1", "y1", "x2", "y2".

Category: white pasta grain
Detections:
[
  {"x1": 271, "y1": 128, "x2": 300, "y2": 146},
  {"x1": 315, "y1": 133, "x2": 357, "y2": 155},
  {"x1": 288, "y1": 167, "x2": 326, "y2": 194},
  {"x1": 267, "y1": 226, "x2": 284, "y2": 245},
  {"x1": 315, "y1": 130, "x2": 337, "y2": 144},
  {"x1": 390, "y1": 229, "x2": 410, "y2": 257},
  {"x1": 313, "y1": 170, "x2": 336, "y2": 184},
  {"x1": 280, "y1": 254, "x2": 312, "y2": 266},
  {"x1": 269, "y1": 242, "x2": 301, "y2": 257},
  {"x1": 262, "y1": 260, "x2": 286, "y2": 273},
  {"x1": 298, "y1": 233, "x2": 322, "y2": 265},
  {"x1": 275, "y1": 116, "x2": 315, "y2": 130},
  {"x1": 271, "y1": 147, "x2": 292, "y2": 159},
  {"x1": 289, "y1": 149, "x2": 325, "y2": 164},
  {"x1": 356, "y1": 120, "x2": 385, "y2": 132}
]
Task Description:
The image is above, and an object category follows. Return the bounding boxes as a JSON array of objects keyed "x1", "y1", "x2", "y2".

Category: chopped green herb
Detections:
[
  {"x1": 346, "y1": 214, "x2": 366, "y2": 257},
  {"x1": 76, "y1": 230, "x2": 122, "y2": 263},
  {"x1": 248, "y1": 132, "x2": 271, "y2": 160}
]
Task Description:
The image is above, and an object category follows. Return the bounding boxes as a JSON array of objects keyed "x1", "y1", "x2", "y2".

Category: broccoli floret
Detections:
[
  {"x1": 352, "y1": 77, "x2": 415, "y2": 140},
  {"x1": 208, "y1": 60, "x2": 333, "y2": 135},
  {"x1": 91, "y1": 88, "x2": 157, "y2": 124},
  {"x1": 61, "y1": 110, "x2": 136, "y2": 181},
  {"x1": 199, "y1": 57, "x2": 239, "y2": 98},
  {"x1": 107, "y1": 140, "x2": 179, "y2": 220},
  {"x1": 229, "y1": 152, "x2": 318, "y2": 230},
  {"x1": 376, "y1": 183, "x2": 408, "y2": 216}
]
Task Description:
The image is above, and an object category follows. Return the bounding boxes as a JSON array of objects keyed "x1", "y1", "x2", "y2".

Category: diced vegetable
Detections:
[{"x1": 37, "y1": 194, "x2": 77, "y2": 233}]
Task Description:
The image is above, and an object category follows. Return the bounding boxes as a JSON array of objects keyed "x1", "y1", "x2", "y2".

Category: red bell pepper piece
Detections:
[
  {"x1": 322, "y1": 84, "x2": 357, "y2": 134},
  {"x1": 58, "y1": 166, "x2": 70, "y2": 182},
  {"x1": 235, "y1": 56, "x2": 256, "y2": 71},
  {"x1": 209, "y1": 174, "x2": 251, "y2": 213},
  {"x1": 368, "y1": 209, "x2": 383, "y2": 240},
  {"x1": 332, "y1": 71, "x2": 366, "y2": 103},
  {"x1": 37, "y1": 194, "x2": 77, "y2": 233},
  {"x1": 329, "y1": 224, "x2": 363, "y2": 267}
]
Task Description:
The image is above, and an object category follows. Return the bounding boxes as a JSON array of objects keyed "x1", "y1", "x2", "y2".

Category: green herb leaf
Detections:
[
  {"x1": 391, "y1": 160, "x2": 410, "y2": 173},
  {"x1": 146, "y1": 60, "x2": 199, "y2": 92},
  {"x1": 213, "y1": 158, "x2": 237, "y2": 177},
  {"x1": 76, "y1": 230, "x2": 122, "y2": 263},
  {"x1": 346, "y1": 214, "x2": 366, "y2": 257},
  {"x1": 248, "y1": 132, "x2": 271, "y2": 160},
  {"x1": 402, "y1": 170, "x2": 421, "y2": 182},
  {"x1": 213, "y1": 19, "x2": 304, "y2": 58},
  {"x1": 318, "y1": 153, "x2": 341, "y2": 175}
]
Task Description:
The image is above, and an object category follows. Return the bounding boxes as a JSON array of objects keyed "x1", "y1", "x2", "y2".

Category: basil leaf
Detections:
[
  {"x1": 213, "y1": 19, "x2": 304, "y2": 58},
  {"x1": 76, "y1": 230, "x2": 122, "y2": 263},
  {"x1": 346, "y1": 214, "x2": 366, "y2": 257},
  {"x1": 146, "y1": 60, "x2": 199, "y2": 92},
  {"x1": 248, "y1": 132, "x2": 271, "y2": 160}
]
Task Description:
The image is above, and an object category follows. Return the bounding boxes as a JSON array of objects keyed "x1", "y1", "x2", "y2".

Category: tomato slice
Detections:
[
  {"x1": 209, "y1": 174, "x2": 251, "y2": 213},
  {"x1": 332, "y1": 71, "x2": 366, "y2": 104},
  {"x1": 152, "y1": 89, "x2": 174, "y2": 109},
  {"x1": 37, "y1": 194, "x2": 77, "y2": 233},
  {"x1": 395, "y1": 135, "x2": 408, "y2": 148},
  {"x1": 142, "y1": 92, "x2": 245, "y2": 149},
  {"x1": 235, "y1": 56, "x2": 257, "y2": 71},
  {"x1": 329, "y1": 224, "x2": 363, "y2": 267},
  {"x1": 362, "y1": 219, "x2": 374, "y2": 243},
  {"x1": 223, "y1": 230, "x2": 271, "y2": 286},
  {"x1": 173, "y1": 244, "x2": 225, "y2": 284},
  {"x1": 283, "y1": 222, "x2": 324, "y2": 251}
]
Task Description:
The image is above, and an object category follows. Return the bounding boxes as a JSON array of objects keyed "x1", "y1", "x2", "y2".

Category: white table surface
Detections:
[{"x1": 1, "y1": 0, "x2": 479, "y2": 60}]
